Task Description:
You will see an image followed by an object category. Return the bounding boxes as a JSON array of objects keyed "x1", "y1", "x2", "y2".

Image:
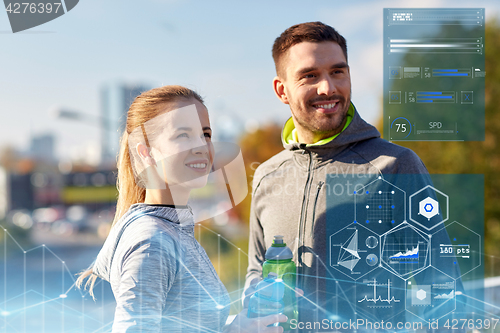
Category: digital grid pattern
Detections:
[
  {"x1": 0, "y1": 178, "x2": 496, "y2": 331},
  {"x1": 366, "y1": 191, "x2": 395, "y2": 224}
]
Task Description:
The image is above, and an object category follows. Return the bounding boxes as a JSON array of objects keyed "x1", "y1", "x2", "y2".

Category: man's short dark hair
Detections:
[{"x1": 272, "y1": 21, "x2": 348, "y2": 77}]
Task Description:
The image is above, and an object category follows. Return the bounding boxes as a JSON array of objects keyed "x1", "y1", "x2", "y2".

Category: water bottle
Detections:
[
  {"x1": 247, "y1": 272, "x2": 285, "y2": 326},
  {"x1": 262, "y1": 235, "x2": 298, "y2": 331}
]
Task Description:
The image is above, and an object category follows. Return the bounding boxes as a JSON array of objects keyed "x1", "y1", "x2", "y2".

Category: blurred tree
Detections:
[
  {"x1": 233, "y1": 123, "x2": 284, "y2": 225},
  {"x1": 197, "y1": 123, "x2": 283, "y2": 313},
  {"x1": 0, "y1": 145, "x2": 21, "y2": 172},
  {"x1": 377, "y1": 20, "x2": 500, "y2": 276}
]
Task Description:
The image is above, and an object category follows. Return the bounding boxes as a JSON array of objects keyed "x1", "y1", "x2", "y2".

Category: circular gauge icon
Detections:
[
  {"x1": 390, "y1": 117, "x2": 412, "y2": 139},
  {"x1": 366, "y1": 236, "x2": 379, "y2": 249},
  {"x1": 366, "y1": 254, "x2": 378, "y2": 266}
]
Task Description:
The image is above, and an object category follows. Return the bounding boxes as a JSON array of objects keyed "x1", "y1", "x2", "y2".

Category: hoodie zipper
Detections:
[
  {"x1": 310, "y1": 181, "x2": 325, "y2": 237},
  {"x1": 298, "y1": 147, "x2": 314, "y2": 286}
]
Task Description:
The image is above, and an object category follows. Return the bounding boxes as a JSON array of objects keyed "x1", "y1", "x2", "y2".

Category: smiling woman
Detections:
[
  {"x1": 75, "y1": 85, "x2": 286, "y2": 333},
  {"x1": 128, "y1": 98, "x2": 214, "y2": 204}
]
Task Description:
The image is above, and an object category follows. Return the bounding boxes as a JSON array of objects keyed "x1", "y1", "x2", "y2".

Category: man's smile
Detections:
[{"x1": 312, "y1": 100, "x2": 340, "y2": 114}]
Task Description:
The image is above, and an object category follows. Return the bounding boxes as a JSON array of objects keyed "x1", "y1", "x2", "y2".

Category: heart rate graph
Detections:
[{"x1": 358, "y1": 279, "x2": 400, "y2": 307}]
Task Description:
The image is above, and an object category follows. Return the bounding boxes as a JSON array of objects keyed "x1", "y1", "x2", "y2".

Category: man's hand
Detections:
[
  {"x1": 243, "y1": 278, "x2": 304, "y2": 308},
  {"x1": 242, "y1": 277, "x2": 261, "y2": 308}
]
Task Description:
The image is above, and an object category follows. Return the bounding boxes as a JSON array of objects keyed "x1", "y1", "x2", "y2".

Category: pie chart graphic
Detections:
[
  {"x1": 4, "y1": 0, "x2": 79, "y2": 33},
  {"x1": 366, "y1": 254, "x2": 378, "y2": 266}
]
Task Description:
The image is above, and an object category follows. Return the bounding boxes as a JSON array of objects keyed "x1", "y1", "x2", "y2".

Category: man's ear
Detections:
[
  {"x1": 136, "y1": 143, "x2": 156, "y2": 166},
  {"x1": 273, "y1": 76, "x2": 289, "y2": 105}
]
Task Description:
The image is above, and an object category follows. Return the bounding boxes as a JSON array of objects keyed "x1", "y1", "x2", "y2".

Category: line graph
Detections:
[
  {"x1": 390, "y1": 243, "x2": 419, "y2": 259},
  {"x1": 358, "y1": 279, "x2": 401, "y2": 305}
]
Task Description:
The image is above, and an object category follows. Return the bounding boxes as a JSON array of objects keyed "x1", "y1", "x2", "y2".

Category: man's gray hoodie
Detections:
[{"x1": 244, "y1": 104, "x2": 443, "y2": 323}]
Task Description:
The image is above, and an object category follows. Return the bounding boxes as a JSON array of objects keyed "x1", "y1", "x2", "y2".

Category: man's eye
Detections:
[{"x1": 304, "y1": 74, "x2": 316, "y2": 79}]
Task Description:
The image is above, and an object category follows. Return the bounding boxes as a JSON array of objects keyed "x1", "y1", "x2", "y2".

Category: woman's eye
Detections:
[
  {"x1": 204, "y1": 132, "x2": 212, "y2": 139},
  {"x1": 176, "y1": 133, "x2": 188, "y2": 139}
]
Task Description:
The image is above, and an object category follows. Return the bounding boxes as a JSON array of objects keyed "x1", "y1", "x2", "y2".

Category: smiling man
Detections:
[
  {"x1": 273, "y1": 37, "x2": 351, "y2": 144},
  {"x1": 244, "y1": 22, "x2": 432, "y2": 329}
]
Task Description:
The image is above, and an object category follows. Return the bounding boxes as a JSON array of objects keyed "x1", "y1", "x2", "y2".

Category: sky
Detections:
[{"x1": 1, "y1": 0, "x2": 499, "y2": 163}]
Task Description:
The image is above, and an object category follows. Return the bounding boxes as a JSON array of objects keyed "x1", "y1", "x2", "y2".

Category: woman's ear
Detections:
[{"x1": 136, "y1": 143, "x2": 156, "y2": 166}]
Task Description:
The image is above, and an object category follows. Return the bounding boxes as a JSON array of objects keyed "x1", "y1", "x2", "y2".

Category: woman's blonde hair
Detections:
[{"x1": 76, "y1": 85, "x2": 204, "y2": 298}]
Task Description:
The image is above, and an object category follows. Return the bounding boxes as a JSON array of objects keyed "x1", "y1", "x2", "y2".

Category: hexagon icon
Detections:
[
  {"x1": 410, "y1": 185, "x2": 449, "y2": 231},
  {"x1": 405, "y1": 267, "x2": 456, "y2": 322},
  {"x1": 416, "y1": 288, "x2": 427, "y2": 301},
  {"x1": 431, "y1": 221, "x2": 481, "y2": 279},
  {"x1": 329, "y1": 222, "x2": 380, "y2": 281},
  {"x1": 380, "y1": 221, "x2": 430, "y2": 279},
  {"x1": 353, "y1": 176, "x2": 406, "y2": 233},
  {"x1": 354, "y1": 267, "x2": 407, "y2": 323},
  {"x1": 419, "y1": 197, "x2": 439, "y2": 220}
]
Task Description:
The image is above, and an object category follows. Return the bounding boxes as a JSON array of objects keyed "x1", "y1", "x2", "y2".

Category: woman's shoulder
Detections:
[
  {"x1": 109, "y1": 212, "x2": 184, "y2": 272},
  {"x1": 122, "y1": 214, "x2": 181, "y2": 244},
  {"x1": 112, "y1": 204, "x2": 192, "y2": 252}
]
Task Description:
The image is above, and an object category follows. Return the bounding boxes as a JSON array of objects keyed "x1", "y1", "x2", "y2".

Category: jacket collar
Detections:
[
  {"x1": 281, "y1": 102, "x2": 380, "y2": 155},
  {"x1": 280, "y1": 103, "x2": 381, "y2": 169}
]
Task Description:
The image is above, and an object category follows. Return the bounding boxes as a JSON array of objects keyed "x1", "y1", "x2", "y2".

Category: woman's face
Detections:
[{"x1": 149, "y1": 98, "x2": 213, "y2": 191}]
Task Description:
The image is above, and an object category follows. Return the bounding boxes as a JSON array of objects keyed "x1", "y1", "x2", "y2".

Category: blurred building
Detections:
[
  {"x1": 62, "y1": 170, "x2": 117, "y2": 206},
  {"x1": 100, "y1": 83, "x2": 150, "y2": 164},
  {"x1": 29, "y1": 133, "x2": 55, "y2": 162}
]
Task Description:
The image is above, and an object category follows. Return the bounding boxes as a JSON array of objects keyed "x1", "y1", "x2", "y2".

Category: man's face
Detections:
[{"x1": 274, "y1": 41, "x2": 351, "y2": 143}]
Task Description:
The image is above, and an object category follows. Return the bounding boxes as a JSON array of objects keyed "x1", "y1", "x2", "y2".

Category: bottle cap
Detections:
[
  {"x1": 273, "y1": 235, "x2": 284, "y2": 245},
  {"x1": 265, "y1": 235, "x2": 293, "y2": 260}
]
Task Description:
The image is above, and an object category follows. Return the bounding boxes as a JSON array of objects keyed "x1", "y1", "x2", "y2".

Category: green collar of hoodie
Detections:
[{"x1": 283, "y1": 102, "x2": 355, "y2": 146}]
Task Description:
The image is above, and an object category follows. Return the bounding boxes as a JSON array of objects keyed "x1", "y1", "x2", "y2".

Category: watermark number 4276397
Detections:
[{"x1": 3, "y1": 0, "x2": 79, "y2": 33}]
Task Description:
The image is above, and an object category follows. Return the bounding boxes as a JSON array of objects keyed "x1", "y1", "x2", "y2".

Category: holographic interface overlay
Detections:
[
  {"x1": 383, "y1": 9, "x2": 485, "y2": 141},
  {"x1": 299, "y1": 174, "x2": 483, "y2": 330},
  {"x1": 128, "y1": 103, "x2": 247, "y2": 222}
]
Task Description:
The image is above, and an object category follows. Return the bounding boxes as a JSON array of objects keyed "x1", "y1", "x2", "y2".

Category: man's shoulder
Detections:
[
  {"x1": 353, "y1": 137, "x2": 427, "y2": 173},
  {"x1": 355, "y1": 137, "x2": 419, "y2": 158},
  {"x1": 253, "y1": 149, "x2": 293, "y2": 182}
]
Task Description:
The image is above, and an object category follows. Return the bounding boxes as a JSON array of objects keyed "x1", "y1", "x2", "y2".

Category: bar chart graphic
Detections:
[
  {"x1": 416, "y1": 91, "x2": 456, "y2": 103},
  {"x1": 384, "y1": 8, "x2": 485, "y2": 141},
  {"x1": 432, "y1": 68, "x2": 472, "y2": 77}
]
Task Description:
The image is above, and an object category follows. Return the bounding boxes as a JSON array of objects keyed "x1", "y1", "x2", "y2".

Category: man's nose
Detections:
[{"x1": 317, "y1": 75, "x2": 336, "y2": 96}]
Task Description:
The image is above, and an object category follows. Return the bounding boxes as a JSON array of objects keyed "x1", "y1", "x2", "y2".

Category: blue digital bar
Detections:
[
  {"x1": 417, "y1": 95, "x2": 453, "y2": 99},
  {"x1": 417, "y1": 90, "x2": 455, "y2": 103},
  {"x1": 433, "y1": 73, "x2": 469, "y2": 76}
]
